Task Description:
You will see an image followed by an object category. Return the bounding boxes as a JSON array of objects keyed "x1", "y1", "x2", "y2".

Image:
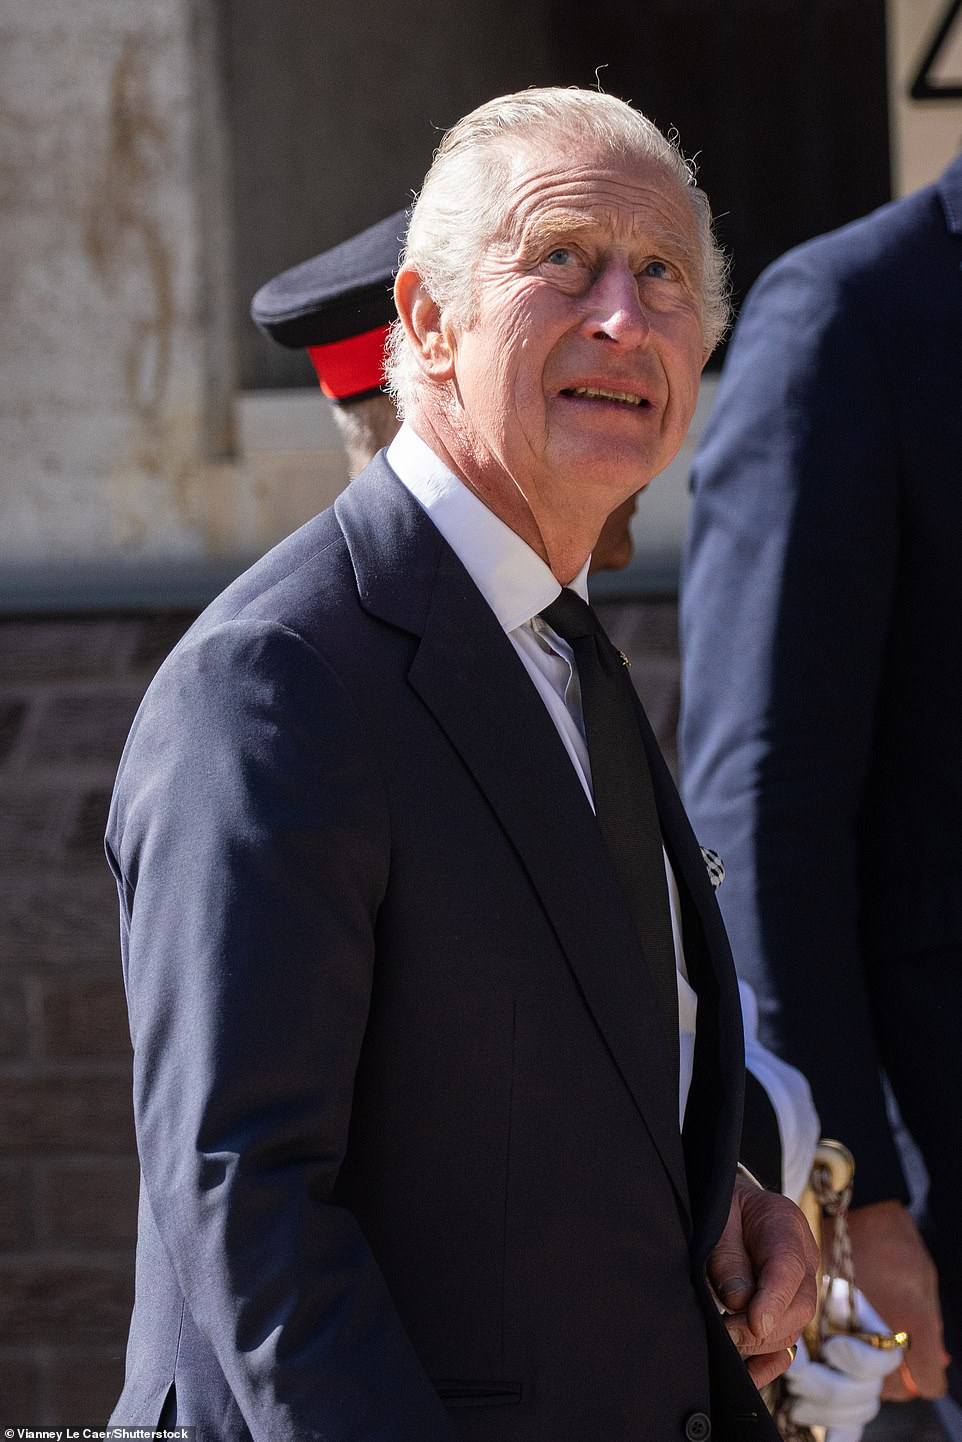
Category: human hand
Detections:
[
  {"x1": 708, "y1": 1172, "x2": 819, "y2": 1388},
  {"x1": 783, "y1": 1280, "x2": 903, "y2": 1442},
  {"x1": 843, "y1": 1201, "x2": 948, "y2": 1400}
]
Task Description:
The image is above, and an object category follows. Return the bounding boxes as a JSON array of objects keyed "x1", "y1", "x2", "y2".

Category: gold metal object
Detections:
[
  {"x1": 798, "y1": 1140, "x2": 856, "y2": 1357},
  {"x1": 824, "y1": 1325, "x2": 910, "y2": 1351},
  {"x1": 764, "y1": 1139, "x2": 857, "y2": 1440},
  {"x1": 786, "y1": 1344, "x2": 798, "y2": 1365},
  {"x1": 618, "y1": 650, "x2": 631, "y2": 668},
  {"x1": 812, "y1": 1139, "x2": 856, "y2": 1194}
]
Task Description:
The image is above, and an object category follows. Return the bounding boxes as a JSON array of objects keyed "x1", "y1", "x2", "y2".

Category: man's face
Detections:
[{"x1": 442, "y1": 137, "x2": 709, "y2": 532}]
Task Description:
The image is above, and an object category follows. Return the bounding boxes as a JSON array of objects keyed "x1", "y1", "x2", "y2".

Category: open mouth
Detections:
[{"x1": 559, "y1": 386, "x2": 649, "y2": 409}]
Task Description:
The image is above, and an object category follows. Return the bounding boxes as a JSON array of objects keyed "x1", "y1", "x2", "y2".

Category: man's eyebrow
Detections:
[
  {"x1": 516, "y1": 212, "x2": 597, "y2": 253},
  {"x1": 647, "y1": 227, "x2": 701, "y2": 269},
  {"x1": 513, "y1": 211, "x2": 700, "y2": 272}
]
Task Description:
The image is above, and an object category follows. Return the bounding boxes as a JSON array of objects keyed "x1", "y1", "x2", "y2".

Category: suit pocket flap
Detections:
[{"x1": 433, "y1": 1379, "x2": 523, "y2": 1408}]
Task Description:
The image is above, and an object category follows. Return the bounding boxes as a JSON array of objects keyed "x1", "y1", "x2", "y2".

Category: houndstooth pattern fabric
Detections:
[{"x1": 701, "y1": 846, "x2": 725, "y2": 890}]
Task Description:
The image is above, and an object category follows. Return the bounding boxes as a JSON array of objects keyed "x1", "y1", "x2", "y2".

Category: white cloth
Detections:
[
  {"x1": 387, "y1": 423, "x2": 698, "y2": 1124},
  {"x1": 784, "y1": 1280, "x2": 904, "y2": 1442},
  {"x1": 739, "y1": 980, "x2": 821, "y2": 1203}
]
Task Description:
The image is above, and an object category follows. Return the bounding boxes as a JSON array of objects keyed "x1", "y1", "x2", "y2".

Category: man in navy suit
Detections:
[
  {"x1": 108, "y1": 88, "x2": 816, "y2": 1441},
  {"x1": 681, "y1": 151, "x2": 962, "y2": 1410}
]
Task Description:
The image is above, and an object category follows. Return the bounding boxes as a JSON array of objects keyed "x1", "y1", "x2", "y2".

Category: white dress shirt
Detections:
[
  {"x1": 387, "y1": 423, "x2": 699, "y2": 1126},
  {"x1": 739, "y1": 981, "x2": 821, "y2": 1202}
]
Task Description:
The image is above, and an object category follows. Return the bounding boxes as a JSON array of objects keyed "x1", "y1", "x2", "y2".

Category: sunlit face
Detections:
[{"x1": 442, "y1": 137, "x2": 709, "y2": 535}]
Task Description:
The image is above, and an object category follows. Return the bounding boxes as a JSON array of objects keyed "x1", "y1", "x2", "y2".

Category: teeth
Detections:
[{"x1": 570, "y1": 386, "x2": 643, "y2": 406}]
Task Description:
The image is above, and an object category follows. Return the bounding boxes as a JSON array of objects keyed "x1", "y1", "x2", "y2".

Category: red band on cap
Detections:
[{"x1": 307, "y1": 324, "x2": 391, "y2": 401}]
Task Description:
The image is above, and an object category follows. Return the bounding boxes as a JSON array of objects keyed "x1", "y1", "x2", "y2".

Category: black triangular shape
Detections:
[{"x1": 911, "y1": 0, "x2": 962, "y2": 99}]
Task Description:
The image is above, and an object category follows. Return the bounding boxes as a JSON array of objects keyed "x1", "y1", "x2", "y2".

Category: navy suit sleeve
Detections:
[
  {"x1": 108, "y1": 618, "x2": 457, "y2": 1441},
  {"x1": 679, "y1": 248, "x2": 909, "y2": 1205}
]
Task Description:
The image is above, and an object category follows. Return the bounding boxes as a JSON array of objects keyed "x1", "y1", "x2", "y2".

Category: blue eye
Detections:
[
  {"x1": 643, "y1": 259, "x2": 672, "y2": 280},
  {"x1": 546, "y1": 248, "x2": 573, "y2": 265}
]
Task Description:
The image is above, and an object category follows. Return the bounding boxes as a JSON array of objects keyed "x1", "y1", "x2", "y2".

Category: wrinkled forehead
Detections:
[{"x1": 492, "y1": 135, "x2": 698, "y2": 251}]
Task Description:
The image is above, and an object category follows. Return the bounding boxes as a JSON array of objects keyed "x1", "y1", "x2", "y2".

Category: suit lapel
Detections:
[{"x1": 337, "y1": 459, "x2": 690, "y2": 1218}]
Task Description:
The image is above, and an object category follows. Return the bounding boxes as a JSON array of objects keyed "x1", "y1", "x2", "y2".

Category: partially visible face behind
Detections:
[
  {"x1": 590, "y1": 491, "x2": 639, "y2": 574},
  {"x1": 334, "y1": 393, "x2": 401, "y2": 478},
  {"x1": 442, "y1": 134, "x2": 709, "y2": 539}
]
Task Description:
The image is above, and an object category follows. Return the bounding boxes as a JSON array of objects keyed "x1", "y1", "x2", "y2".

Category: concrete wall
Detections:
[
  {"x1": 887, "y1": 0, "x2": 962, "y2": 195},
  {"x1": 1, "y1": 0, "x2": 355, "y2": 609},
  {"x1": 5, "y1": 2, "x2": 208, "y2": 566}
]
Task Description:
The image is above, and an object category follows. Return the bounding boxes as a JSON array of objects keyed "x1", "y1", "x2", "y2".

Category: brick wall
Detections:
[
  {"x1": 0, "y1": 599, "x2": 678, "y2": 1425},
  {"x1": 0, "y1": 612, "x2": 193, "y2": 1426}
]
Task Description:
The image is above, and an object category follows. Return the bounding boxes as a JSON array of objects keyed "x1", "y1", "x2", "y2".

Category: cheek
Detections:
[
  {"x1": 456, "y1": 334, "x2": 531, "y2": 454},
  {"x1": 666, "y1": 322, "x2": 707, "y2": 406},
  {"x1": 515, "y1": 325, "x2": 565, "y2": 437},
  {"x1": 456, "y1": 288, "x2": 565, "y2": 452},
  {"x1": 488, "y1": 334, "x2": 550, "y2": 442}
]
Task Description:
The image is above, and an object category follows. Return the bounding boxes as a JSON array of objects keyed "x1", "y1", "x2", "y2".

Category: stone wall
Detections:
[{"x1": 0, "y1": 0, "x2": 355, "y2": 608}]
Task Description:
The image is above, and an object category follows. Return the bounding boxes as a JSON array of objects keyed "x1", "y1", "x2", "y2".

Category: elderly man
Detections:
[{"x1": 107, "y1": 89, "x2": 816, "y2": 1442}]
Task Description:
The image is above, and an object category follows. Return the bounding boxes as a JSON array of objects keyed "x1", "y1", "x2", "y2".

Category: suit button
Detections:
[{"x1": 684, "y1": 1413, "x2": 711, "y2": 1441}]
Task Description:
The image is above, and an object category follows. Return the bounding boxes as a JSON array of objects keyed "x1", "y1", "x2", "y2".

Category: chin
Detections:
[{"x1": 576, "y1": 444, "x2": 661, "y2": 493}]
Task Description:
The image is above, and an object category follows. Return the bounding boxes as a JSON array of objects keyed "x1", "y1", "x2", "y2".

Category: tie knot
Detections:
[{"x1": 539, "y1": 588, "x2": 598, "y2": 644}]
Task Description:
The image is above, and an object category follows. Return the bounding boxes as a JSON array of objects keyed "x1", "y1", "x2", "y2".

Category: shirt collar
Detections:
[{"x1": 386, "y1": 422, "x2": 590, "y2": 633}]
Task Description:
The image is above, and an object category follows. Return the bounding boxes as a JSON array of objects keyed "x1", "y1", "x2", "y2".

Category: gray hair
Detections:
[
  {"x1": 386, "y1": 87, "x2": 730, "y2": 414},
  {"x1": 331, "y1": 394, "x2": 400, "y2": 478}
]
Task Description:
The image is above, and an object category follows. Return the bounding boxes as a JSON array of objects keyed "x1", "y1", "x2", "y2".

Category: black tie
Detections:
[{"x1": 540, "y1": 588, "x2": 680, "y2": 1071}]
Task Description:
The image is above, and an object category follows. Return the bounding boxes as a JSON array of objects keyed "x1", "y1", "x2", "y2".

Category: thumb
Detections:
[{"x1": 708, "y1": 1207, "x2": 755, "y2": 1313}]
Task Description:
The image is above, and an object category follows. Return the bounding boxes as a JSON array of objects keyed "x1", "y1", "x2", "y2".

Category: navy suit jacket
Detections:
[
  {"x1": 681, "y1": 153, "x2": 962, "y2": 1206},
  {"x1": 108, "y1": 456, "x2": 775, "y2": 1440}
]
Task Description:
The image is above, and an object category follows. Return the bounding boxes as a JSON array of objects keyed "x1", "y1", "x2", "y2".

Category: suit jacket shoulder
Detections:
[{"x1": 681, "y1": 154, "x2": 962, "y2": 1203}]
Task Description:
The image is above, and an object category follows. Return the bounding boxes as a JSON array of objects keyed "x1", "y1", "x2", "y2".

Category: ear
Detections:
[{"x1": 394, "y1": 264, "x2": 456, "y2": 383}]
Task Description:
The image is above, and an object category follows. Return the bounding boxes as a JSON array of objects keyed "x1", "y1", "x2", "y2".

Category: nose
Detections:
[{"x1": 583, "y1": 260, "x2": 651, "y2": 347}]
